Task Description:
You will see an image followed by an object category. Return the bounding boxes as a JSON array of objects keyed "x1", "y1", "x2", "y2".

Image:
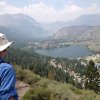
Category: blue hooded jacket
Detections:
[{"x1": 0, "y1": 57, "x2": 18, "y2": 100}]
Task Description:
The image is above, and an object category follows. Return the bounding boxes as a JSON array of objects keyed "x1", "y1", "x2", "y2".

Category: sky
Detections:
[{"x1": 0, "y1": 0, "x2": 100, "y2": 23}]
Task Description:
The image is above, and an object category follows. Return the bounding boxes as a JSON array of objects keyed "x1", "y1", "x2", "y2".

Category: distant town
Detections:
[{"x1": 27, "y1": 40, "x2": 71, "y2": 49}]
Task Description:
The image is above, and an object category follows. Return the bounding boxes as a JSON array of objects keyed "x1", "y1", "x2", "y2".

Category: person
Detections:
[{"x1": 0, "y1": 33, "x2": 18, "y2": 100}]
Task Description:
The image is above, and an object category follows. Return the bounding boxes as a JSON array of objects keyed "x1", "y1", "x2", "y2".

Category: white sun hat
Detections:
[{"x1": 0, "y1": 33, "x2": 13, "y2": 52}]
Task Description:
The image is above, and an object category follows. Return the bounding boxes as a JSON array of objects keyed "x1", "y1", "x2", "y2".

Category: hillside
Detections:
[
  {"x1": 0, "y1": 13, "x2": 48, "y2": 44},
  {"x1": 53, "y1": 26, "x2": 100, "y2": 42},
  {"x1": 6, "y1": 47, "x2": 87, "y2": 83},
  {"x1": 0, "y1": 13, "x2": 100, "y2": 43},
  {"x1": 42, "y1": 13, "x2": 100, "y2": 34},
  {"x1": 70, "y1": 14, "x2": 100, "y2": 26},
  {"x1": 15, "y1": 65, "x2": 100, "y2": 100},
  {"x1": 5, "y1": 47, "x2": 99, "y2": 99},
  {"x1": 16, "y1": 81, "x2": 30, "y2": 100}
]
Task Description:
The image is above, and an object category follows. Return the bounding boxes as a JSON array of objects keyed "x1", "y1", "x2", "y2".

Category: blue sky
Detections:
[
  {"x1": 5, "y1": 0, "x2": 100, "y2": 8},
  {"x1": 0, "y1": 0, "x2": 100, "y2": 23}
]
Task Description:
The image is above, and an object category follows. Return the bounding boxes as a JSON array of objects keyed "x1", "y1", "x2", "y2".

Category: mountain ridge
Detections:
[
  {"x1": 0, "y1": 13, "x2": 49, "y2": 44},
  {"x1": 43, "y1": 13, "x2": 100, "y2": 34},
  {"x1": 53, "y1": 25, "x2": 100, "y2": 42}
]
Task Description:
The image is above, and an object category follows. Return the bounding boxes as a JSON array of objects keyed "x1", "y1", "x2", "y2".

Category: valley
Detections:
[
  {"x1": 0, "y1": 0, "x2": 100, "y2": 99},
  {"x1": 0, "y1": 13, "x2": 100, "y2": 99}
]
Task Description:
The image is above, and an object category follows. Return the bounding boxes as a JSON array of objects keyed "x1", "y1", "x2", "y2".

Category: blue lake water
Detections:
[{"x1": 35, "y1": 45, "x2": 93, "y2": 58}]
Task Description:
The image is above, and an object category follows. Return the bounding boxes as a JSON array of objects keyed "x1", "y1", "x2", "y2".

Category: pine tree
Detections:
[{"x1": 85, "y1": 60, "x2": 100, "y2": 94}]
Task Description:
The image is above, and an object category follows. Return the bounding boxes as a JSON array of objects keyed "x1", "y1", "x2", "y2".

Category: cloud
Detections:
[
  {"x1": 23, "y1": 2, "x2": 100, "y2": 23},
  {"x1": 0, "y1": 1, "x2": 99, "y2": 23},
  {"x1": 32, "y1": 0, "x2": 42, "y2": 4},
  {"x1": 85, "y1": 3, "x2": 100, "y2": 14},
  {"x1": 0, "y1": 1, "x2": 22, "y2": 15}
]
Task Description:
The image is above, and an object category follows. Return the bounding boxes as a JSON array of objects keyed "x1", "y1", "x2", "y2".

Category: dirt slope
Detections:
[{"x1": 16, "y1": 80, "x2": 30, "y2": 100}]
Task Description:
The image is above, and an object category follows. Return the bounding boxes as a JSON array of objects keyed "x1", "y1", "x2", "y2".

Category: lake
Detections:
[{"x1": 35, "y1": 45, "x2": 93, "y2": 58}]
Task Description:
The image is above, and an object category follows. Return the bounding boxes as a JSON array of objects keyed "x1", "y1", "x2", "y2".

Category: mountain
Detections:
[
  {"x1": 43, "y1": 13, "x2": 100, "y2": 34},
  {"x1": 53, "y1": 26, "x2": 100, "y2": 42},
  {"x1": 70, "y1": 14, "x2": 100, "y2": 26},
  {"x1": 0, "y1": 13, "x2": 49, "y2": 44},
  {"x1": 41, "y1": 21, "x2": 68, "y2": 34},
  {"x1": 0, "y1": 13, "x2": 100, "y2": 44}
]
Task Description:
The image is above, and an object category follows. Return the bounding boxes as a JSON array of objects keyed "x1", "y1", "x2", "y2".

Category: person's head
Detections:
[
  {"x1": 0, "y1": 33, "x2": 13, "y2": 58},
  {"x1": 0, "y1": 48, "x2": 8, "y2": 57}
]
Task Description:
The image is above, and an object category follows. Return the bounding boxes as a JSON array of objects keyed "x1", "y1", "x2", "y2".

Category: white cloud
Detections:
[
  {"x1": 23, "y1": 3, "x2": 83, "y2": 22},
  {"x1": 23, "y1": 2, "x2": 100, "y2": 23},
  {"x1": 0, "y1": 1, "x2": 22, "y2": 15},
  {"x1": 85, "y1": 3, "x2": 100, "y2": 14},
  {"x1": 0, "y1": 1, "x2": 99, "y2": 23}
]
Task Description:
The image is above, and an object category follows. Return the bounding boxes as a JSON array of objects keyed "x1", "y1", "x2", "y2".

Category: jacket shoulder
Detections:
[{"x1": 0, "y1": 63, "x2": 13, "y2": 70}]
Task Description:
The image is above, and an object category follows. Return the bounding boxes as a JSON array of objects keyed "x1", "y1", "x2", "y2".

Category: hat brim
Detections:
[{"x1": 0, "y1": 41, "x2": 13, "y2": 52}]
